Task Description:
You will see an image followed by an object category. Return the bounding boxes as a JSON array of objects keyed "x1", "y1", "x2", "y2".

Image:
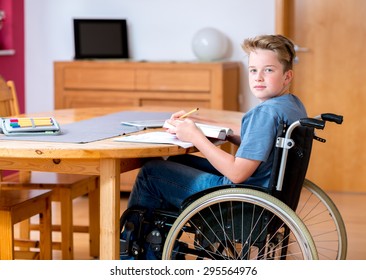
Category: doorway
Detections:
[{"x1": 276, "y1": 0, "x2": 366, "y2": 192}]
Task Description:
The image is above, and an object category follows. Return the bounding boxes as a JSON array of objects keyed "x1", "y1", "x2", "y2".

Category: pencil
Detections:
[{"x1": 179, "y1": 108, "x2": 199, "y2": 119}]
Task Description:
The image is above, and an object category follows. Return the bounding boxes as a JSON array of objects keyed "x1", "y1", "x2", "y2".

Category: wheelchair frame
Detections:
[{"x1": 120, "y1": 113, "x2": 346, "y2": 260}]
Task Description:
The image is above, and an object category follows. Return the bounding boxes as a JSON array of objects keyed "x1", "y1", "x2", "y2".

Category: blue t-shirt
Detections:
[{"x1": 224, "y1": 94, "x2": 307, "y2": 187}]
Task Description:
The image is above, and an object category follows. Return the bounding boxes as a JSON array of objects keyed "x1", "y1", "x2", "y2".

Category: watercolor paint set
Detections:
[{"x1": 0, "y1": 117, "x2": 61, "y2": 136}]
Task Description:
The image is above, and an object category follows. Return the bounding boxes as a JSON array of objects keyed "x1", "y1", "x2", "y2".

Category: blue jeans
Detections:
[
  {"x1": 128, "y1": 155, "x2": 229, "y2": 216},
  {"x1": 122, "y1": 155, "x2": 230, "y2": 260}
]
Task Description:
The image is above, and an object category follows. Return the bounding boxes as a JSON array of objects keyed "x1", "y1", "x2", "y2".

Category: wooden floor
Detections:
[{"x1": 20, "y1": 191, "x2": 366, "y2": 260}]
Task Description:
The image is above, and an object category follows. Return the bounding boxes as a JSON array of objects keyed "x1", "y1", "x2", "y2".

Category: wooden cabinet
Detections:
[
  {"x1": 54, "y1": 60, "x2": 241, "y2": 111},
  {"x1": 54, "y1": 60, "x2": 241, "y2": 192}
]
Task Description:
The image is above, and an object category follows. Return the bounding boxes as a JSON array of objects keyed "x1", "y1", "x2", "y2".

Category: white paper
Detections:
[{"x1": 114, "y1": 131, "x2": 194, "y2": 148}]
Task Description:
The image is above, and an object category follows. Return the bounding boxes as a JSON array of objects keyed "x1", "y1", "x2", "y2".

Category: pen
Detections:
[{"x1": 179, "y1": 108, "x2": 199, "y2": 119}]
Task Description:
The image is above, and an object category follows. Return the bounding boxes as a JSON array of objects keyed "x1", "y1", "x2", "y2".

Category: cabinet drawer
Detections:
[
  {"x1": 63, "y1": 68, "x2": 135, "y2": 90},
  {"x1": 141, "y1": 99, "x2": 210, "y2": 108},
  {"x1": 136, "y1": 69, "x2": 211, "y2": 92},
  {"x1": 62, "y1": 91, "x2": 140, "y2": 108}
]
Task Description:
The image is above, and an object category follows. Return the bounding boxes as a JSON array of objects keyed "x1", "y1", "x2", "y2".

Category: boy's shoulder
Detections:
[
  {"x1": 247, "y1": 94, "x2": 305, "y2": 119},
  {"x1": 253, "y1": 94, "x2": 292, "y2": 109},
  {"x1": 257, "y1": 94, "x2": 301, "y2": 109},
  {"x1": 266, "y1": 93, "x2": 298, "y2": 103}
]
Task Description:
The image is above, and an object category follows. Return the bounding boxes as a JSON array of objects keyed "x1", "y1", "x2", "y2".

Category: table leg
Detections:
[
  {"x1": 99, "y1": 158, "x2": 121, "y2": 260},
  {"x1": 0, "y1": 212, "x2": 14, "y2": 259}
]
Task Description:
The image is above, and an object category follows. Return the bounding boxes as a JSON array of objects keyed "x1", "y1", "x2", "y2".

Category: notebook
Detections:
[{"x1": 163, "y1": 120, "x2": 233, "y2": 140}]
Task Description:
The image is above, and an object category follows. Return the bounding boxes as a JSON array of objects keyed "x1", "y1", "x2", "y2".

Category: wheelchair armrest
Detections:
[
  {"x1": 300, "y1": 118, "x2": 325, "y2": 129},
  {"x1": 321, "y1": 113, "x2": 343, "y2": 124}
]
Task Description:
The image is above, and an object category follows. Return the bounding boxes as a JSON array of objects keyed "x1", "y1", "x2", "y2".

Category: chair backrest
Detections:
[
  {"x1": 0, "y1": 75, "x2": 21, "y2": 181},
  {"x1": 269, "y1": 123, "x2": 314, "y2": 211},
  {"x1": 0, "y1": 75, "x2": 20, "y2": 117}
]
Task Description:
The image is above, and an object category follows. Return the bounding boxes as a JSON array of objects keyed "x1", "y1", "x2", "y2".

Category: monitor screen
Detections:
[{"x1": 73, "y1": 19, "x2": 129, "y2": 59}]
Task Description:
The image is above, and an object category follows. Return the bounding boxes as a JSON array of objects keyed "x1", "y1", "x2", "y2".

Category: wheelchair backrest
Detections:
[{"x1": 269, "y1": 123, "x2": 314, "y2": 211}]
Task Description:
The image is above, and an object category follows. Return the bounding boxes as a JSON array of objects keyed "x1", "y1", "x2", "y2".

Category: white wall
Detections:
[{"x1": 25, "y1": 0, "x2": 275, "y2": 113}]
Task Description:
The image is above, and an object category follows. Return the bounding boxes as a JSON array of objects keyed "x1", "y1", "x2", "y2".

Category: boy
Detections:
[{"x1": 122, "y1": 34, "x2": 307, "y2": 259}]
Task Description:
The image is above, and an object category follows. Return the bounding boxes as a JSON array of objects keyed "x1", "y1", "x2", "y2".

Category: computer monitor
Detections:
[{"x1": 73, "y1": 19, "x2": 129, "y2": 59}]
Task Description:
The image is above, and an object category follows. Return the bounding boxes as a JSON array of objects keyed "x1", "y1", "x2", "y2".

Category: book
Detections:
[
  {"x1": 163, "y1": 120, "x2": 233, "y2": 140},
  {"x1": 114, "y1": 120, "x2": 233, "y2": 148},
  {"x1": 0, "y1": 117, "x2": 61, "y2": 136}
]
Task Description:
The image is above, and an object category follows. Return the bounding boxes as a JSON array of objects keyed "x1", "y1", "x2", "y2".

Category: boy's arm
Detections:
[
  {"x1": 226, "y1": 134, "x2": 241, "y2": 146},
  {"x1": 167, "y1": 118, "x2": 259, "y2": 183},
  {"x1": 191, "y1": 134, "x2": 260, "y2": 183}
]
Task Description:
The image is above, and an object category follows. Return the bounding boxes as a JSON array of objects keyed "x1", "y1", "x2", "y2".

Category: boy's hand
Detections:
[
  {"x1": 170, "y1": 110, "x2": 186, "y2": 120},
  {"x1": 165, "y1": 118, "x2": 203, "y2": 143}
]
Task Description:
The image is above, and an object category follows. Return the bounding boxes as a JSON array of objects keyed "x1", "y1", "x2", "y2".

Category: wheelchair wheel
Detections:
[
  {"x1": 297, "y1": 179, "x2": 348, "y2": 259},
  {"x1": 162, "y1": 188, "x2": 318, "y2": 260}
]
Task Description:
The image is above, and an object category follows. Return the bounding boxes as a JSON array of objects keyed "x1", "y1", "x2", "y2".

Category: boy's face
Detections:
[{"x1": 248, "y1": 49, "x2": 293, "y2": 102}]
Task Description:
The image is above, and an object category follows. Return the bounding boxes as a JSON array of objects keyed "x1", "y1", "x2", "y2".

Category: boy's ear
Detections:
[{"x1": 284, "y1": 70, "x2": 293, "y2": 83}]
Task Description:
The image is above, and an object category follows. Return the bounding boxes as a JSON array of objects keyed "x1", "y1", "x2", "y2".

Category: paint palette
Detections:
[{"x1": 0, "y1": 117, "x2": 61, "y2": 136}]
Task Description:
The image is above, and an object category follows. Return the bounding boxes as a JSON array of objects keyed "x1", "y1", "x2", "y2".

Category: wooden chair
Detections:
[
  {"x1": 0, "y1": 188, "x2": 52, "y2": 260},
  {"x1": 0, "y1": 75, "x2": 100, "y2": 259}
]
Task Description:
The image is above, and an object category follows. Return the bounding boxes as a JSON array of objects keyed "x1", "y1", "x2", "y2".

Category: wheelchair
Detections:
[{"x1": 120, "y1": 113, "x2": 346, "y2": 260}]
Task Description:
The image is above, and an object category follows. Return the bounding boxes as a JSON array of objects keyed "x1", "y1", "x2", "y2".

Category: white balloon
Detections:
[{"x1": 192, "y1": 27, "x2": 229, "y2": 61}]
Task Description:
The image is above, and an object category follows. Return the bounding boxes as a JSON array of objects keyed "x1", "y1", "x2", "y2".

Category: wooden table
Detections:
[{"x1": 0, "y1": 106, "x2": 243, "y2": 259}]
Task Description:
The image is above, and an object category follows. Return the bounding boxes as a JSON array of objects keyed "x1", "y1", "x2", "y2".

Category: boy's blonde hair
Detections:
[{"x1": 242, "y1": 34, "x2": 296, "y2": 72}]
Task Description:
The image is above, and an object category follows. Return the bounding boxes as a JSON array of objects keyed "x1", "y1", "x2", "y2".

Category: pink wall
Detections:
[{"x1": 0, "y1": 0, "x2": 24, "y2": 113}]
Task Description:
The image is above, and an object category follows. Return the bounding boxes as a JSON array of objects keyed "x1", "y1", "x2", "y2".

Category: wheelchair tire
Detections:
[
  {"x1": 297, "y1": 179, "x2": 348, "y2": 259},
  {"x1": 162, "y1": 188, "x2": 318, "y2": 260}
]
